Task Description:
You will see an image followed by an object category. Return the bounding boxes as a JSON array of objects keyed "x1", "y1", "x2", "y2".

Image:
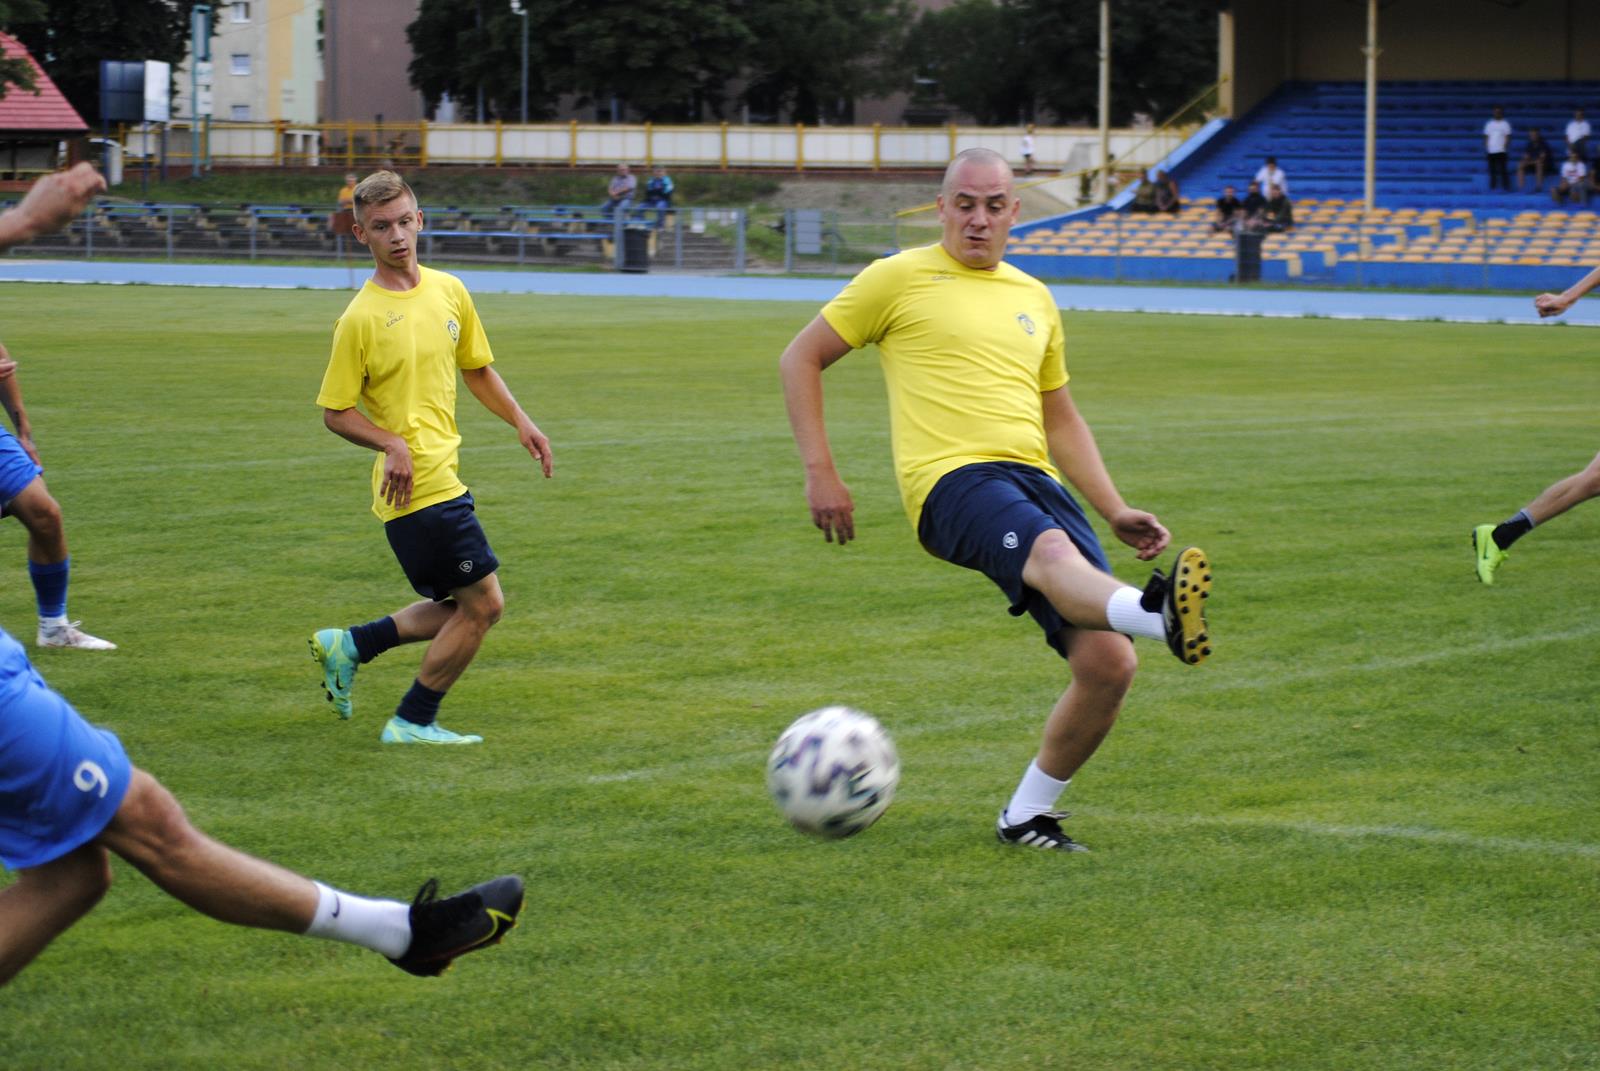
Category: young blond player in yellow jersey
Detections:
[
  {"x1": 780, "y1": 148, "x2": 1214, "y2": 852},
  {"x1": 310, "y1": 171, "x2": 553, "y2": 745}
]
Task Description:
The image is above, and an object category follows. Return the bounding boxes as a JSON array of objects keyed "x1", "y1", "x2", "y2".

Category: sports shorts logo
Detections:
[
  {"x1": 1002, "y1": 531, "x2": 1020, "y2": 549},
  {"x1": 458, "y1": 559, "x2": 474, "y2": 573},
  {"x1": 446, "y1": 318, "x2": 460, "y2": 342},
  {"x1": 1016, "y1": 313, "x2": 1036, "y2": 335}
]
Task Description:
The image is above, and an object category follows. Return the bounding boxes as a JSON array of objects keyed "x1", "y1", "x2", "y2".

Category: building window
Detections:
[
  {"x1": 231, "y1": 104, "x2": 251, "y2": 121},
  {"x1": 230, "y1": 2, "x2": 251, "y2": 22},
  {"x1": 230, "y1": 53, "x2": 251, "y2": 76}
]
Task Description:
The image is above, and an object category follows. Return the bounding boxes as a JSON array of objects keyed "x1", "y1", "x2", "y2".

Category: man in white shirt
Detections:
[
  {"x1": 1553, "y1": 149, "x2": 1589, "y2": 204},
  {"x1": 1565, "y1": 109, "x2": 1591, "y2": 163},
  {"x1": 1252, "y1": 156, "x2": 1288, "y2": 198},
  {"x1": 1483, "y1": 106, "x2": 1512, "y2": 190}
]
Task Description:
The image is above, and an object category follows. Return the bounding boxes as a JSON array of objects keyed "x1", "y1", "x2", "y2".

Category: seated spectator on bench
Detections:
[
  {"x1": 1553, "y1": 150, "x2": 1589, "y2": 204},
  {"x1": 601, "y1": 163, "x2": 636, "y2": 218},
  {"x1": 1129, "y1": 171, "x2": 1160, "y2": 213},
  {"x1": 1261, "y1": 185, "x2": 1294, "y2": 232},
  {"x1": 1153, "y1": 170, "x2": 1181, "y2": 213},
  {"x1": 1253, "y1": 155, "x2": 1289, "y2": 198},
  {"x1": 1238, "y1": 180, "x2": 1267, "y2": 233},
  {"x1": 1211, "y1": 185, "x2": 1242, "y2": 233},
  {"x1": 643, "y1": 165, "x2": 675, "y2": 226},
  {"x1": 1518, "y1": 129, "x2": 1554, "y2": 192}
]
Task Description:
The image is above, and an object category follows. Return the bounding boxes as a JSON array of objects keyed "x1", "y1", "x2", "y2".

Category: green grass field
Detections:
[{"x1": 0, "y1": 283, "x2": 1595, "y2": 1070}]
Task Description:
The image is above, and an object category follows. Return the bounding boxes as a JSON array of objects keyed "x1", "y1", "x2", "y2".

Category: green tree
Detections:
[
  {"x1": 741, "y1": 0, "x2": 913, "y2": 125},
  {"x1": 907, "y1": 0, "x2": 1217, "y2": 127},
  {"x1": 905, "y1": 0, "x2": 1034, "y2": 125},
  {"x1": 9, "y1": 0, "x2": 207, "y2": 123},
  {"x1": 407, "y1": 0, "x2": 555, "y2": 121},
  {"x1": 0, "y1": 0, "x2": 47, "y2": 97}
]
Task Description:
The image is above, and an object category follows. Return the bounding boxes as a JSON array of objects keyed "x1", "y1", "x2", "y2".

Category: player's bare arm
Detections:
[
  {"x1": 0, "y1": 163, "x2": 106, "y2": 251},
  {"x1": 322, "y1": 406, "x2": 414, "y2": 508},
  {"x1": 1535, "y1": 264, "x2": 1600, "y2": 317},
  {"x1": 460, "y1": 365, "x2": 552, "y2": 478},
  {"x1": 1042, "y1": 386, "x2": 1169, "y2": 561},
  {"x1": 779, "y1": 314, "x2": 857, "y2": 545}
]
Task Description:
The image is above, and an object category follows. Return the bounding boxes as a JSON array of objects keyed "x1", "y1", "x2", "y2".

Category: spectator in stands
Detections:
[
  {"x1": 1483, "y1": 106, "x2": 1512, "y2": 191},
  {"x1": 1153, "y1": 170, "x2": 1181, "y2": 213},
  {"x1": 1253, "y1": 156, "x2": 1288, "y2": 198},
  {"x1": 1239, "y1": 180, "x2": 1267, "y2": 233},
  {"x1": 1518, "y1": 129, "x2": 1554, "y2": 192},
  {"x1": 643, "y1": 165, "x2": 675, "y2": 227},
  {"x1": 1261, "y1": 184, "x2": 1294, "y2": 232},
  {"x1": 1020, "y1": 124, "x2": 1036, "y2": 175},
  {"x1": 1211, "y1": 185, "x2": 1242, "y2": 233},
  {"x1": 601, "y1": 163, "x2": 636, "y2": 219},
  {"x1": 1553, "y1": 149, "x2": 1589, "y2": 205},
  {"x1": 1566, "y1": 108, "x2": 1591, "y2": 163},
  {"x1": 1129, "y1": 170, "x2": 1160, "y2": 213},
  {"x1": 337, "y1": 173, "x2": 358, "y2": 212}
]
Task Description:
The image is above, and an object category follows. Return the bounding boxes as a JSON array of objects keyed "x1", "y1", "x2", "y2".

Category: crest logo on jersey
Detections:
[
  {"x1": 1016, "y1": 313, "x2": 1036, "y2": 335},
  {"x1": 1002, "y1": 531, "x2": 1020, "y2": 550},
  {"x1": 446, "y1": 318, "x2": 460, "y2": 342}
]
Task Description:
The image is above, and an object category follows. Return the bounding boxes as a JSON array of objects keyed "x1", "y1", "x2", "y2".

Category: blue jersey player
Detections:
[{"x1": 0, "y1": 166, "x2": 524, "y2": 987}]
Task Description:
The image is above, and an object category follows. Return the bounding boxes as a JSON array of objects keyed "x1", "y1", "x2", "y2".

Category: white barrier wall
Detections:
[{"x1": 137, "y1": 121, "x2": 1190, "y2": 173}]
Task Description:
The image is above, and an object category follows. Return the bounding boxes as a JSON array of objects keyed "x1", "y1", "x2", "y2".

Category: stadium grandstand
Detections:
[{"x1": 1011, "y1": 0, "x2": 1600, "y2": 290}]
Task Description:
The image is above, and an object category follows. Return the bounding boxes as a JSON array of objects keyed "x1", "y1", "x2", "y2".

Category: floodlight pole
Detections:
[
  {"x1": 190, "y1": 4, "x2": 210, "y2": 178},
  {"x1": 1096, "y1": 0, "x2": 1110, "y2": 201},
  {"x1": 1362, "y1": 0, "x2": 1380, "y2": 212},
  {"x1": 510, "y1": 0, "x2": 528, "y2": 123}
]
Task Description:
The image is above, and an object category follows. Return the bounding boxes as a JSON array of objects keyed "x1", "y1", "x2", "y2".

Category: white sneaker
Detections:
[{"x1": 37, "y1": 621, "x2": 117, "y2": 650}]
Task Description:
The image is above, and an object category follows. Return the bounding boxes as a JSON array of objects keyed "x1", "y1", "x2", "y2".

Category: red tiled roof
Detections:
[{"x1": 0, "y1": 30, "x2": 87, "y2": 133}]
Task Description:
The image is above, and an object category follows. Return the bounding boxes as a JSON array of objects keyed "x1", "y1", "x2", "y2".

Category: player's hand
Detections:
[
  {"x1": 0, "y1": 356, "x2": 14, "y2": 379},
  {"x1": 15, "y1": 432, "x2": 39, "y2": 467},
  {"x1": 1109, "y1": 508, "x2": 1169, "y2": 561},
  {"x1": 805, "y1": 468, "x2": 855, "y2": 545},
  {"x1": 380, "y1": 440, "x2": 414, "y2": 508},
  {"x1": 12, "y1": 163, "x2": 105, "y2": 240},
  {"x1": 1534, "y1": 292, "x2": 1571, "y2": 317},
  {"x1": 519, "y1": 419, "x2": 552, "y2": 478}
]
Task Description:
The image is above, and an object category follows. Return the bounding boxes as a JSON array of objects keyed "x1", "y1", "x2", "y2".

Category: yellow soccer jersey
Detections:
[
  {"x1": 821, "y1": 243, "x2": 1068, "y2": 527},
  {"x1": 316, "y1": 265, "x2": 494, "y2": 522}
]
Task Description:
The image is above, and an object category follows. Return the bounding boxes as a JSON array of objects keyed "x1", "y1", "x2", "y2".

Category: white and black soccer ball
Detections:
[{"x1": 766, "y1": 705, "x2": 900, "y2": 839}]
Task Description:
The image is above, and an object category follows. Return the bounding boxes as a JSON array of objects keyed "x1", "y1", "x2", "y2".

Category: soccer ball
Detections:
[{"x1": 766, "y1": 705, "x2": 900, "y2": 838}]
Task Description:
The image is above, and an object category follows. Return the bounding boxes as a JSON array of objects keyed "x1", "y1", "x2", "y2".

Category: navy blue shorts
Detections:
[
  {"x1": 0, "y1": 631, "x2": 132, "y2": 870},
  {"x1": 0, "y1": 425, "x2": 41, "y2": 513},
  {"x1": 918, "y1": 461, "x2": 1111, "y2": 659},
  {"x1": 384, "y1": 492, "x2": 500, "y2": 601}
]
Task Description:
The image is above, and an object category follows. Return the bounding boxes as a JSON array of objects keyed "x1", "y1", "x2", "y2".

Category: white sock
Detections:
[
  {"x1": 1003, "y1": 761, "x2": 1070, "y2": 827},
  {"x1": 304, "y1": 881, "x2": 413, "y2": 959},
  {"x1": 1105, "y1": 585, "x2": 1164, "y2": 641},
  {"x1": 39, "y1": 614, "x2": 68, "y2": 629}
]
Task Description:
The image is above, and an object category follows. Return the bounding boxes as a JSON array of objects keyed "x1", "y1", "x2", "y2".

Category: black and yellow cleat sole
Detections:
[{"x1": 1171, "y1": 546, "x2": 1213, "y2": 665}]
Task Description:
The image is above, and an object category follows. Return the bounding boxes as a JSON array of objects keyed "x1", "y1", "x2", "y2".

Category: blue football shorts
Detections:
[
  {"x1": 384, "y1": 491, "x2": 500, "y2": 601},
  {"x1": 0, "y1": 632, "x2": 132, "y2": 870},
  {"x1": 0, "y1": 425, "x2": 42, "y2": 515},
  {"x1": 918, "y1": 461, "x2": 1113, "y2": 659}
]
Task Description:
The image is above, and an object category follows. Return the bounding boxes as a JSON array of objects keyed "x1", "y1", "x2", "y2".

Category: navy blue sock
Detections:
[
  {"x1": 395, "y1": 679, "x2": 446, "y2": 727},
  {"x1": 349, "y1": 616, "x2": 400, "y2": 664},
  {"x1": 28, "y1": 557, "x2": 69, "y2": 619},
  {"x1": 1492, "y1": 509, "x2": 1535, "y2": 550}
]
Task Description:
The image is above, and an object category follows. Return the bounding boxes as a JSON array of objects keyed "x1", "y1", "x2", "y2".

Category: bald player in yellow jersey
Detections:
[
  {"x1": 310, "y1": 171, "x2": 552, "y2": 745},
  {"x1": 779, "y1": 148, "x2": 1214, "y2": 852}
]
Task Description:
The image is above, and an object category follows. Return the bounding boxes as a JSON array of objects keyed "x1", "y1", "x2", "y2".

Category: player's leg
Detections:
[
  {"x1": 997, "y1": 629, "x2": 1137, "y2": 853},
  {"x1": 1024, "y1": 530, "x2": 1213, "y2": 666},
  {"x1": 98, "y1": 769, "x2": 523, "y2": 975},
  {"x1": 380, "y1": 574, "x2": 502, "y2": 745},
  {"x1": 0, "y1": 843, "x2": 112, "y2": 985},
  {"x1": 1474, "y1": 450, "x2": 1600, "y2": 584},
  {"x1": 5, "y1": 476, "x2": 114, "y2": 650},
  {"x1": 308, "y1": 599, "x2": 453, "y2": 720}
]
